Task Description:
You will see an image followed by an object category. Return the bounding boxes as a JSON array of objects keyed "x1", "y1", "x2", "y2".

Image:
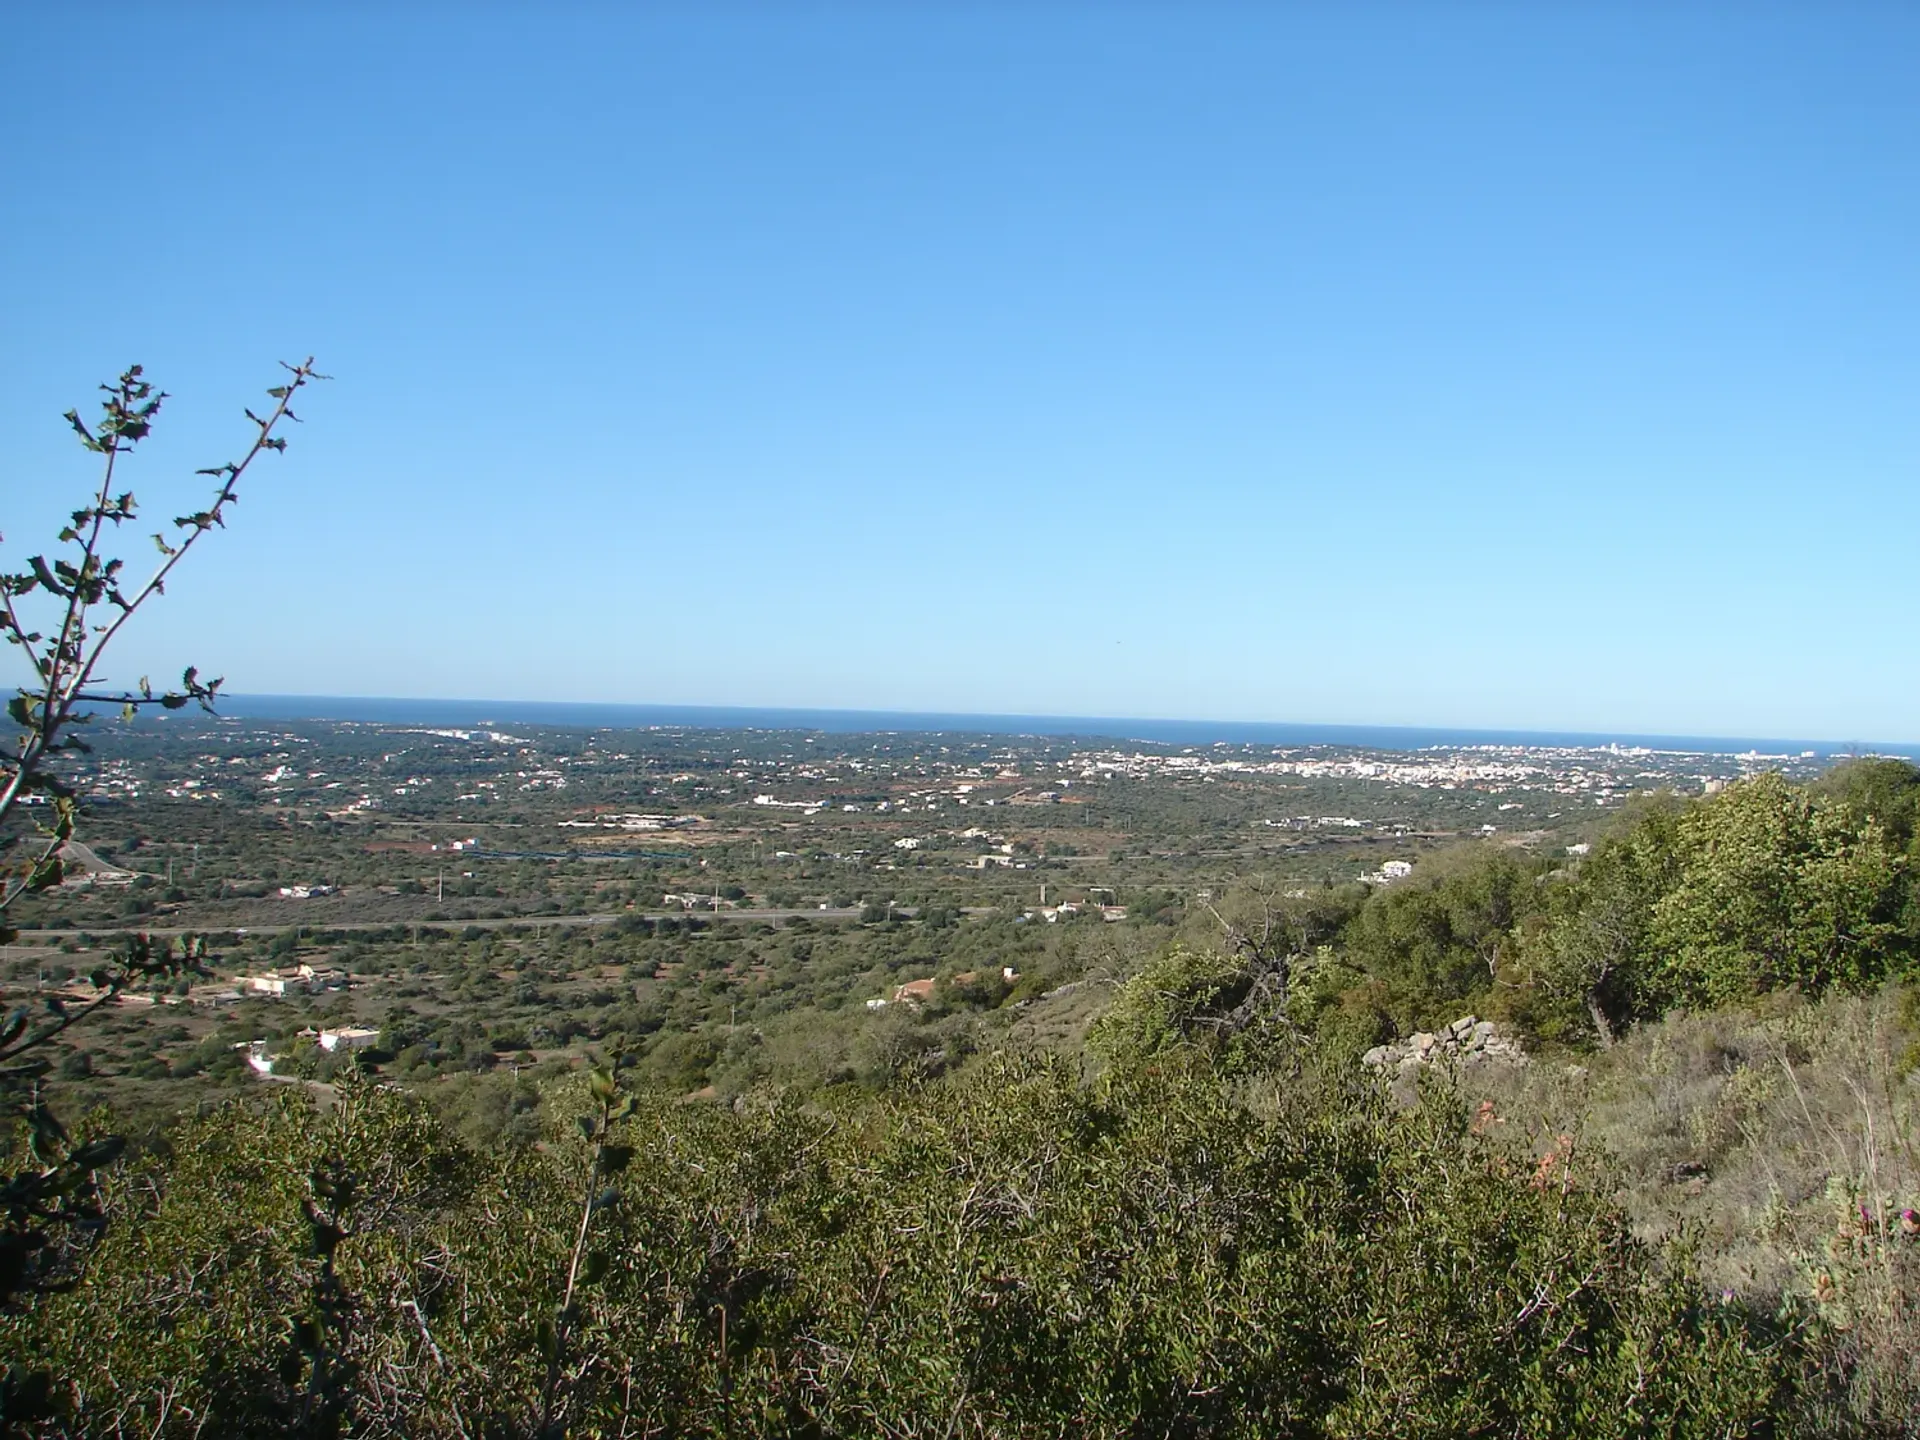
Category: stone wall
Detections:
[{"x1": 1361, "y1": 1014, "x2": 1527, "y2": 1073}]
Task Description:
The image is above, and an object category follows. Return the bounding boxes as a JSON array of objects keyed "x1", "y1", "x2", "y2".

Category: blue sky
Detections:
[{"x1": 4, "y1": 3, "x2": 1917, "y2": 741}]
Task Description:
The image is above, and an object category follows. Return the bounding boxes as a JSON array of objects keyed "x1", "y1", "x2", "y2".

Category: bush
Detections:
[
  {"x1": 8, "y1": 1061, "x2": 1796, "y2": 1437},
  {"x1": 1649, "y1": 774, "x2": 1906, "y2": 1007}
]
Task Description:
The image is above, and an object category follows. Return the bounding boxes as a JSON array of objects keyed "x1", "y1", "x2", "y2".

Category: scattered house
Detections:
[
  {"x1": 247, "y1": 963, "x2": 348, "y2": 997},
  {"x1": 276, "y1": 883, "x2": 337, "y2": 899},
  {"x1": 234, "y1": 1040, "x2": 275, "y2": 1075},
  {"x1": 864, "y1": 997, "x2": 889, "y2": 1011},
  {"x1": 53, "y1": 840, "x2": 135, "y2": 887},
  {"x1": 556, "y1": 813, "x2": 696, "y2": 832},
  {"x1": 952, "y1": 966, "x2": 1020, "y2": 987},
  {"x1": 1361, "y1": 859, "x2": 1415, "y2": 886},
  {"x1": 893, "y1": 836, "x2": 924, "y2": 850},
  {"x1": 1100, "y1": 905, "x2": 1128, "y2": 922},
  {"x1": 318, "y1": 1026, "x2": 380, "y2": 1052},
  {"x1": 892, "y1": 977, "x2": 937, "y2": 1006}
]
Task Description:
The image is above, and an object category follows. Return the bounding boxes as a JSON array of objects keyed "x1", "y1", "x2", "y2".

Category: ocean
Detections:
[{"x1": 210, "y1": 695, "x2": 1920, "y2": 760}]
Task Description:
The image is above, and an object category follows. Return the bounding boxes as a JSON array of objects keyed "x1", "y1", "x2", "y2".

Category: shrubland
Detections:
[
  {"x1": 8, "y1": 763, "x2": 1920, "y2": 1436},
  {"x1": 9, "y1": 1051, "x2": 1801, "y2": 1437},
  {"x1": 5, "y1": 759, "x2": 1920, "y2": 1432}
]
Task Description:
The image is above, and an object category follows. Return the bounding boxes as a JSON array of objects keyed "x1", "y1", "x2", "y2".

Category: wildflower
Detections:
[{"x1": 1530, "y1": 1134, "x2": 1574, "y2": 1192}]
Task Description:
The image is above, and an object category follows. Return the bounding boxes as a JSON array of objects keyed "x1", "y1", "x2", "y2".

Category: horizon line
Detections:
[{"x1": 197, "y1": 693, "x2": 1920, "y2": 758}]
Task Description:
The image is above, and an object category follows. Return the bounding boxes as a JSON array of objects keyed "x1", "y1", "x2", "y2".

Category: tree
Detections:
[
  {"x1": 1086, "y1": 944, "x2": 1260, "y2": 1070},
  {"x1": 1, "y1": 361, "x2": 321, "y2": 1317},
  {"x1": 1182, "y1": 878, "x2": 1368, "y2": 1033},
  {"x1": 1512, "y1": 797, "x2": 1685, "y2": 1044},
  {"x1": 1649, "y1": 773, "x2": 1906, "y2": 1006},
  {"x1": 1341, "y1": 844, "x2": 1543, "y2": 1026},
  {"x1": 1814, "y1": 756, "x2": 1920, "y2": 850}
]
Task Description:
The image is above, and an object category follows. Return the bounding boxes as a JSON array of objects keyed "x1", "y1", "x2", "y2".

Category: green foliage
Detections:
[
  {"x1": 1506, "y1": 799, "x2": 1686, "y2": 1042},
  {"x1": 1340, "y1": 844, "x2": 1544, "y2": 1027},
  {"x1": 1288, "y1": 947, "x2": 1395, "y2": 1058},
  {"x1": 1321, "y1": 776, "x2": 1920, "y2": 1049},
  {"x1": 1814, "y1": 756, "x2": 1920, "y2": 850},
  {"x1": 3, "y1": 363, "x2": 321, "y2": 933},
  {"x1": 16, "y1": 1074, "x2": 469, "y2": 1435},
  {"x1": 1085, "y1": 944, "x2": 1256, "y2": 1070},
  {"x1": 1649, "y1": 774, "x2": 1906, "y2": 1007},
  {"x1": 7, "y1": 1055, "x2": 1799, "y2": 1437}
]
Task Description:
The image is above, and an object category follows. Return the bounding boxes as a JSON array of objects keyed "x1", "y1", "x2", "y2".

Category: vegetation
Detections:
[
  {"x1": 9, "y1": 1056, "x2": 1803, "y2": 1438},
  {"x1": 1, "y1": 364, "x2": 320, "y2": 1351}
]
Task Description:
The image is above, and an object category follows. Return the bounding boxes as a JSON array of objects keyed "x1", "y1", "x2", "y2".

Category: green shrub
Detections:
[
  {"x1": 10, "y1": 1061, "x2": 1795, "y2": 1437},
  {"x1": 1650, "y1": 774, "x2": 1906, "y2": 1007}
]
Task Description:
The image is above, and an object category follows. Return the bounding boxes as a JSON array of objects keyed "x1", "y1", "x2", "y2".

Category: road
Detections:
[{"x1": 9, "y1": 906, "x2": 906, "y2": 941}]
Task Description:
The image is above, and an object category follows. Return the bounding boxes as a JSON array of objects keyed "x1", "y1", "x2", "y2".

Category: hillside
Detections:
[{"x1": 5, "y1": 752, "x2": 1920, "y2": 1435}]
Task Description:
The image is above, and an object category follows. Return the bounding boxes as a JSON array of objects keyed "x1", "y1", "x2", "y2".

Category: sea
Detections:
[{"x1": 209, "y1": 695, "x2": 1920, "y2": 761}]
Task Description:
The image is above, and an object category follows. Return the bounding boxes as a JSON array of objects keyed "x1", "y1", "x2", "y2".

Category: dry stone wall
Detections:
[{"x1": 1361, "y1": 1014, "x2": 1528, "y2": 1073}]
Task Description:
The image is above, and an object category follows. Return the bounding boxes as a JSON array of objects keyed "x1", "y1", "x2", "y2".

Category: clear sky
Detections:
[{"x1": 4, "y1": 3, "x2": 1917, "y2": 741}]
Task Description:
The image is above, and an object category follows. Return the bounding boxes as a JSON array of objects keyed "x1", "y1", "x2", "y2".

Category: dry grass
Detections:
[{"x1": 1458, "y1": 987, "x2": 1920, "y2": 1434}]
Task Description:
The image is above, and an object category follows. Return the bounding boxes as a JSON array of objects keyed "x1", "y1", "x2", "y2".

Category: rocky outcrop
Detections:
[{"x1": 1361, "y1": 1015, "x2": 1527, "y2": 1073}]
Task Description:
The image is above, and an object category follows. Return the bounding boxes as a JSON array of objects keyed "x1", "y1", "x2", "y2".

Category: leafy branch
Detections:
[
  {"x1": 0, "y1": 361, "x2": 320, "y2": 1316},
  {"x1": 536, "y1": 1064, "x2": 634, "y2": 1437},
  {"x1": 1, "y1": 359, "x2": 326, "y2": 932}
]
